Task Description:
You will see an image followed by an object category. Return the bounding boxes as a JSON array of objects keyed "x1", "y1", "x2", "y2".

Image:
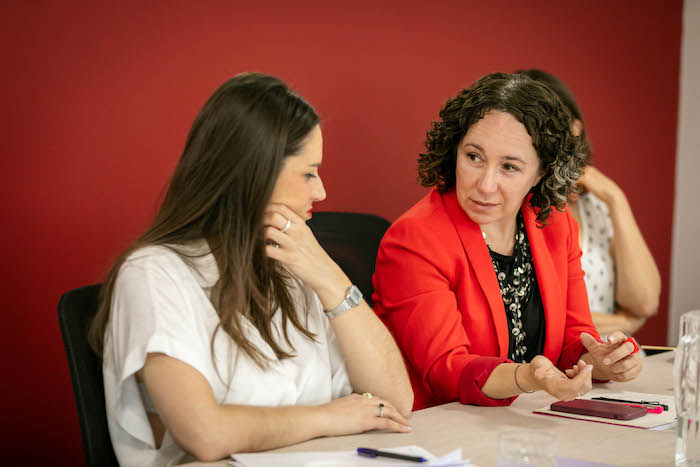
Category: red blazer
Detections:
[{"x1": 372, "y1": 190, "x2": 600, "y2": 410}]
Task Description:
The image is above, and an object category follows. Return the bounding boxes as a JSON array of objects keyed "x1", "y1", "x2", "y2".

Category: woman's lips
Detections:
[{"x1": 470, "y1": 199, "x2": 497, "y2": 211}]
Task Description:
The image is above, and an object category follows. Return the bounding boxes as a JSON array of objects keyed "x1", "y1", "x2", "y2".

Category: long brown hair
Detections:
[{"x1": 89, "y1": 73, "x2": 320, "y2": 369}]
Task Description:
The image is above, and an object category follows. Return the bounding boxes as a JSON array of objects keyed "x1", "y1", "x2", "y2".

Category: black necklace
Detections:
[{"x1": 486, "y1": 213, "x2": 534, "y2": 362}]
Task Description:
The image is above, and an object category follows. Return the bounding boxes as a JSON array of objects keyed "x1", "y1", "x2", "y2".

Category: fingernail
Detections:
[
  {"x1": 603, "y1": 358, "x2": 611, "y2": 365},
  {"x1": 608, "y1": 336, "x2": 616, "y2": 343},
  {"x1": 407, "y1": 426, "x2": 413, "y2": 431},
  {"x1": 587, "y1": 365, "x2": 594, "y2": 372}
]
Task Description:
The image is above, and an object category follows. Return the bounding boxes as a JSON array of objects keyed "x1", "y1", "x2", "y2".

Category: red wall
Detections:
[{"x1": 0, "y1": 1, "x2": 681, "y2": 464}]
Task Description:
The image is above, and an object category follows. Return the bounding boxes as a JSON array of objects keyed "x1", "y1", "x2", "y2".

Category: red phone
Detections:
[{"x1": 550, "y1": 399, "x2": 647, "y2": 420}]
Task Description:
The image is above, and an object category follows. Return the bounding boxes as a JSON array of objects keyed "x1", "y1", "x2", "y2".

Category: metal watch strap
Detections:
[{"x1": 324, "y1": 285, "x2": 363, "y2": 319}]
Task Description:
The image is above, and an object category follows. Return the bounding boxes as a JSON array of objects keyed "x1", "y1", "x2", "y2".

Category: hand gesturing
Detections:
[
  {"x1": 529, "y1": 355, "x2": 593, "y2": 401},
  {"x1": 580, "y1": 332, "x2": 643, "y2": 382}
]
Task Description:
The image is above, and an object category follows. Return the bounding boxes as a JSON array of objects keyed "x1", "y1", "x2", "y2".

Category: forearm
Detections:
[
  {"x1": 330, "y1": 303, "x2": 413, "y2": 415},
  {"x1": 197, "y1": 404, "x2": 325, "y2": 460},
  {"x1": 481, "y1": 362, "x2": 535, "y2": 399},
  {"x1": 144, "y1": 355, "x2": 329, "y2": 461},
  {"x1": 483, "y1": 355, "x2": 595, "y2": 401},
  {"x1": 309, "y1": 264, "x2": 412, "y2": 415},
  {"x1": 591, "y1": 310, "x2": 646, "y2": 336},
  {"x1": 607, "y1": 193, "x2": 661, "y2": 317}
]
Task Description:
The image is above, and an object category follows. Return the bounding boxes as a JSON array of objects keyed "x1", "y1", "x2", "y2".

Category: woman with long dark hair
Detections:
[{"x1": 89, "y1": 73, "x2": 413, "y2": 466}]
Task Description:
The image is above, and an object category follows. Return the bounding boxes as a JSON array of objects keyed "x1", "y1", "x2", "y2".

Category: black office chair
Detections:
[
  {"x1": 308, "y1": 211, "x2": 391, "y2": 308},
  {"x1": 58, "y1": 284, "x2": 119, "y2": 467}
]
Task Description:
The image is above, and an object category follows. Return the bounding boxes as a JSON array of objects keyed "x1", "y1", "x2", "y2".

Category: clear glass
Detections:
[
  {"x1": 498, "y1": 430, "x2": 557, "y2": 466},
  {"x1": 675, "y1": 309, "x2": 700, "y2": 466}
]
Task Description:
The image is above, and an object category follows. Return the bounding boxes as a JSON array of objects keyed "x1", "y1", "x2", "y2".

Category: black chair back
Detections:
[
  {"x1": 308, "y1": 212, "x2": 391, "y2": 307},
  {"x1": 58, "y1": 284, "x2": 119, "y2": 467}
]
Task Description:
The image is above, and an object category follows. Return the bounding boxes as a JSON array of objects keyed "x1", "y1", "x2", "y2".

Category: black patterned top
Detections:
[{"x1": 487, "y1": 212, "x2": 546, "y2": 363}]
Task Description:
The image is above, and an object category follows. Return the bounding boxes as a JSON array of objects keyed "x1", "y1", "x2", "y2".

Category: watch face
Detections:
[
  {"x1": 347, "y1": 285, "x2": 363, "y2": 306},
  {"x1": 324, "y1": 285, "x2": 364, "y2": 318}
]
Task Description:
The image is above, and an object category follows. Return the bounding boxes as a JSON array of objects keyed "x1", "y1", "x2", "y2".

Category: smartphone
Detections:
[{"x1": 550, "y1": 399, "x2": 647, "y2": 420}]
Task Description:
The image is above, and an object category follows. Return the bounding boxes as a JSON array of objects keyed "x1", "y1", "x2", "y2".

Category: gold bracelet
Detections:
[{"x1": 514, "y1": 363, "x2": 535, "y2": 394}]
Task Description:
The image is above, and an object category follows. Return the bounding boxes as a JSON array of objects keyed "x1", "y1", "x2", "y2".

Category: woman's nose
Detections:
[
  {"x1": 477, "y1": 169, "x2": 497, "y2": 194},
  {"x1": 314, "y1": 178, "x2": 327, "y2": 202}
]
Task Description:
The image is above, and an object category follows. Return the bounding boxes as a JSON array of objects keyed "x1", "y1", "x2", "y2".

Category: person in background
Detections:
[
  {"x1": 517, "y1": 69, "x2": 661, "y2": 337},
  {"x1": 89, "y1": 73, "x2": 413, "y2": 467},
  {"x1": 372, "y1": 72, "x2": 643, "y2": 410}
]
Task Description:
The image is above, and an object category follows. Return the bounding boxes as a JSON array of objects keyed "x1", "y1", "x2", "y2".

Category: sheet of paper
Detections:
[
  {"x1": 230, "y1": 445, "x2": 473, "y2": 467},
  {"x1": 533, "y1": 390, "x2": 676, "y2": 429}
]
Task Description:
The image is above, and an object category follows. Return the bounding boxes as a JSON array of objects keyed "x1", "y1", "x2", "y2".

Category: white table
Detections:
[{"x1": 186, "y1": 352, "x2": 677, "y2": 466}]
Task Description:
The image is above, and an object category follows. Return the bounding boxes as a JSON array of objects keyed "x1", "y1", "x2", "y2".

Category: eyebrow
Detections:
[
  {"x1": 463, "y1": 142, "x2": 526, "y2": 164},
  {"x1": 308, "y1": 163, "x2": 322, "y2": 168},
  {"x1": 502, "y1": 155, "x2": 525, "y2": 164}
]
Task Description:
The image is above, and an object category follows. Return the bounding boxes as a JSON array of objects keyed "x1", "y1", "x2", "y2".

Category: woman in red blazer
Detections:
[{"x1": 373, "y1": 73, "x2": 643, "y2": 410}]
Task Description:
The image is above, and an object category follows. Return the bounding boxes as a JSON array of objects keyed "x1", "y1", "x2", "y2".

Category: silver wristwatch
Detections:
[{"x1": 324, "y1": 285, "x2": 363, "y2": 319}]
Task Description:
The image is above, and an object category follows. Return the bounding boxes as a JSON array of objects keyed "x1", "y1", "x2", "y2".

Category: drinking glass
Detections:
[
  {"x1": 498, "y1": 430, "x2": 557, "y2": 466},
  {"x1": 674, "y1": 309, "x2": 700, "y2": 466}
]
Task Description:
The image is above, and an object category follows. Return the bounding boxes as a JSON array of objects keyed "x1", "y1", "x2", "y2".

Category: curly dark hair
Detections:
[{"x1": 417, "y1": 72, "x2": 590, "y2": 226}]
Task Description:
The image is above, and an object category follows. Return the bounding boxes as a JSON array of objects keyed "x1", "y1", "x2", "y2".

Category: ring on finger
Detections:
[
  {"x1": 378, "y1": 402, "x2": 384, "y2": 418},
  {"x1": 281, "y1": 218, "x2": 291, "y2": 233}
]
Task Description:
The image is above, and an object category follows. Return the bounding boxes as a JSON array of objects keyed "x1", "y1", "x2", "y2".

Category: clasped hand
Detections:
[{"x1": 578, "y1": 331, "x2": 643, "y2": 382}]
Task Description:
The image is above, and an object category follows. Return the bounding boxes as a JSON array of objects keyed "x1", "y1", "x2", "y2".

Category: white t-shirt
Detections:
[
  {"x1": 103, "y1": 243, "x2": 352, "y2": 467},
  {"x1": 577, "y1": 193, "x2": 616, "y2": 316}
]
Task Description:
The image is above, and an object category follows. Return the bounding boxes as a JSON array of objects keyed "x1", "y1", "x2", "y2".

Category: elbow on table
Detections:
[
  {"x1": 635, "y1": 277, "x2": 662, "y2": 318},
  {"x1": 185, "y1": 430, "x2": 249, "y2": 463},
  {"x1": 172, "y1": 413, "x2": 237, "y2": 462},
  {"x1": 619, "y1": 291, "x2": 659, "y2": 319},
  {"x1": 189, "y1": 440, "x2": 229, "y2": 463},
  {"x1": 636, "y1": 294, "x2": 659, "y2": 318},
  {"x1": 638, "y1": 303, "x2": 658, "y2": 319}
]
